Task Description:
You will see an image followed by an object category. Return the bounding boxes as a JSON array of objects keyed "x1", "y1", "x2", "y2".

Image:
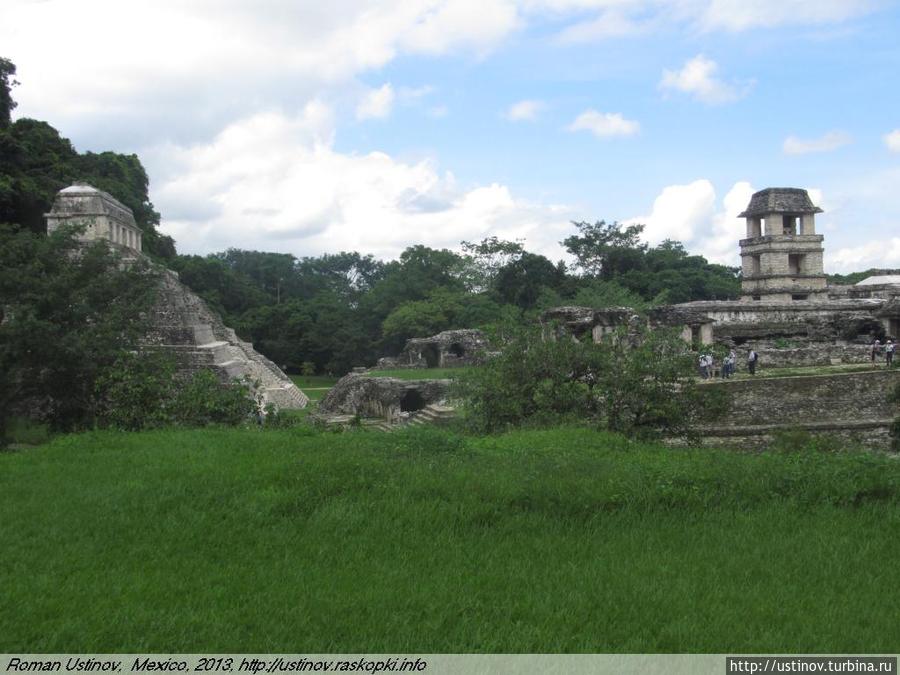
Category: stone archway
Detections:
[
  {"x1": 400, "y1": 388, "x2": 426, "y2": 412},
  {"x1": 422, "y1": 343, "x2": 440, "y2": 368}
]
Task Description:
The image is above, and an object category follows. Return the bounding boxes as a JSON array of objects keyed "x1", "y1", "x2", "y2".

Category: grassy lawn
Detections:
[
  {"x1": 290, "y1": 375, "x2": 341, "y2": 402},
  {"x1": 366, "y1": 366, "x2": 475, "y2": 380},
  {"x1": 2, "y1": 426, "x2": 900, "y2": 653},
  {"x1": 702, "y1": 362, "x2": 893, "y2": 382}
]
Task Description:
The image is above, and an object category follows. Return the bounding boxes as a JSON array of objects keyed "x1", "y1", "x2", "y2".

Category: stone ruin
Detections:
[
  {"x1": 543, "y1": 188, "x2": 900, "y2": 368},
  {"x1": 315, "y1": 373, "x2": 452, "y2": 427},
  {"x1": 46, "y1": 183, "x2": 144, "y2": 253},
  {"x1": 46, "y1": 184, "x2": 309, "y2": 410},
  {"x1": 375, "y1": 329, "x2": 491, "y2": 369},
  {"x1": 540, "y1": 187, "x2": 900, "y2": 449}
]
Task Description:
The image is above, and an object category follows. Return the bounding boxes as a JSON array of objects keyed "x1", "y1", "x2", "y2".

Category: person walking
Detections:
[
  {"x1": 872, "y1": 339, "x2": 882, "y2": 367},
  {"x1": 886, "y1": 339, "x2": 895, "y2": 367},
  {"x1": 747, "y1": 348, "x2": 758, "y2": 375},
  {"x1": 699, "y1": 353, "x2": 709, "y2": 379}
]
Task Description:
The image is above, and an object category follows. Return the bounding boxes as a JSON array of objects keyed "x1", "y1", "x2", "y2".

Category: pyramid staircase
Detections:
[{"x1": 146, "y1": 270, "x2": 309, "y2": 410}]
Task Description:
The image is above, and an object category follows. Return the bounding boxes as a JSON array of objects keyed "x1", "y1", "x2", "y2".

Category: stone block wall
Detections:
[{"x1": 697, "y1": 369, "x2": 900, "y2": 449}]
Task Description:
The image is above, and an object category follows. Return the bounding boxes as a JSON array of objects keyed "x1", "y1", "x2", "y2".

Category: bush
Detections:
[
  {"x1": 95, "y1": 351, "x2": 257, "y2": 430},
  {"x1": 170, "y1": 370, "x2": 257, "y2": 427},
  {"x1": 456, "y1": 322, "x2": 727, "y2": 441},
  {"x1": 93, "y1": 351, "x2": 178, "y2": 430}
]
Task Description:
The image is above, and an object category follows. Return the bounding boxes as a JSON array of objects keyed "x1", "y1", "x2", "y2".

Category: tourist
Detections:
[
  {"x1": 748, "y1": 348, "x2": 758, "y2": 375},
  {"x1": 887, "y1": 339, "x2": 895, "y2": 367},
  {"x1": 723, "y1": 349, "x2": 736, "y2": 378},
  {"x1": 871, "y1": 339, "x2": 881, "y2": 366},
  {"x1": 698, "y1": 353, "x2": 708, "y2": 379}
]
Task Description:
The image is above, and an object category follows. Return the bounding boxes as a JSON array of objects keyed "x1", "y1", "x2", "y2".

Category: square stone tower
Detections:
[
  {"x1": 738, "y1": 187, "x2": 826, "y2": 302},
  {"x1": 45, "y1": 182, "x2": 143, "y2": 253}
]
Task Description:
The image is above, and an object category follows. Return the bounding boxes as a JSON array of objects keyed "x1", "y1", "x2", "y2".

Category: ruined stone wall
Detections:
[
  {"x1": 316, "y1": 374, "x2": 451, "y2": 422},
  {"x1": 697, "y1": 369, "x2": 900, "y2": 449},
  {"x1": 377, "y1": 329, "x2": 490, "y2": 369}
]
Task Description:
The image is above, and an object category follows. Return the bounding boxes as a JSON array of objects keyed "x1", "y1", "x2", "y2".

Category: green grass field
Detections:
[
  {"x1": 366, "y1": 366, "x2": 473, "y2": 380},
  {"x1": 2, "y1": 426, "x2": 900, "y2": 653},
  {"x1": 289, "y1": 375, "x2": 340, "y2": 402}
]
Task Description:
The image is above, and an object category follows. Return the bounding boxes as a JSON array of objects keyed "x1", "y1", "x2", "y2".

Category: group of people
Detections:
[
  {"x1": 698, "y1": 349, "x2": 751, "y2": 379},
  {"x1": 870, "y1": 338, "x2": 896, "y2": 367}
]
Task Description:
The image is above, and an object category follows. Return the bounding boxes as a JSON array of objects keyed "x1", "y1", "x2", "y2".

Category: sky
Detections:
[{"x1": 2, "y1": 0, "x2": 900, "y2": 272}]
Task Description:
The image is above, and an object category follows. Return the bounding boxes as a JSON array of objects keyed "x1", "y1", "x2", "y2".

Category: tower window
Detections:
[
  {"x1": 748, "y1": 217, "x2": 761, "y2": 238},
  {"x1": 782, "y1": 215, "x2": 799, "y2": 235},
  {"x1": 788, "y1": 254, "x2": 805, "y2": 275}
]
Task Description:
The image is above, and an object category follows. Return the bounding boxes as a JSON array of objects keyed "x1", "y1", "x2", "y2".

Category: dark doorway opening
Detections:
[
  {"x1": 400, "y1": 389, "x2": 425, "y2": 412},
  {"x1": 690, "y1": 325, "x2": 701, "y2": 349},
  {"x1": 449, "y1": 342, "x2": 465, "y2": 357},
  {"x1": 422, "y1": 343, "x2": 440, "y2": 368}
]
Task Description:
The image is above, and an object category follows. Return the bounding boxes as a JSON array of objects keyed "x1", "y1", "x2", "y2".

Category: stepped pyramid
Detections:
[
  {"x1": 46, "y1": 184, "x2": 309, "y2": 410},
  {"x1": 145, "y1": 269, "x2": 309, "y2": 409}
]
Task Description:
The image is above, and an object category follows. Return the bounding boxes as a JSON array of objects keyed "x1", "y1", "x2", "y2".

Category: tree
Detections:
[
  {"x1": 460, "y1": 236, "x2": 525, "y2": 292},
  {"x1": 0, "y1": 224, "x2": 159, "y2": 435},
  {"x1": 563, "y1": 220, "x2": 647, "y2": 278},
  {"x1": 0, "y1": 57, "x2": 18, "y2": 129},
  {"x1": 493, "y1": 252, "x2": 566, "y2": 310}
]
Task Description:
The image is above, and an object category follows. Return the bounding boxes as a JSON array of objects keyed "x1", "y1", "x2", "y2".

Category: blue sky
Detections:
[{"x1": 2, "y1": 0, "x2": 899, "y2": 271}]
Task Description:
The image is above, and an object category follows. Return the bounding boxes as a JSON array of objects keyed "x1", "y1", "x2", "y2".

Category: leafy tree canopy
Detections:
[{"x1": 0, "y1": 223, "x2": 160, "y2": 436}]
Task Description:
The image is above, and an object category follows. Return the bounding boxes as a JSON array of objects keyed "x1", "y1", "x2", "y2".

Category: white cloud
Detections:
[
  {"x1": 154, "y1": 108, "x2": 576, "y2": 261},
  {"x1": 567, "y1": 110, "x2": 639, "y2": 138},
  {"x1": 704, "y1": 181, "x2": 756, "y2": 264},
  {"x1": 698, "y1": 0, "x2": 877, "y2": 32},
  {"x1": 626, "y1": 180, "x2": 717, "y2": 246},
  {"x1": 533, "y1": 0, "x2": 877, "y2": 43},
  {"x1": 554, "y1": 9, "x2": 647, "y2": 42},
  {"x1": 830, "y1": 240, "x2": 900, "y2": 273},
  {"x1": 659, "y1": 55, "x2": 751, "y2": 105},
  {"x1": 504, "y1": 100, "x2": 544, "y2": 122},
  {"x1": 0, "y1": 0, "x2": 521, "y2": 133},
  {"x1": 783, "y1": 131, "x2": 852, "y2": 155},
  {"x1": 884, "y1": 129, "x2": 900, "y2": 153},
  {"x1": 625, "y1": 180, "x2": 755, "y2": 265},
  {"x1": 356, "y1": 84, "x2": 395, "y2": 120}
]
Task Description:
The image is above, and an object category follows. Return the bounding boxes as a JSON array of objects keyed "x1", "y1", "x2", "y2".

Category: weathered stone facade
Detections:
[
  {"x1": 46, "y1": 183, "x2": 143, "y2": 253},
  {"x1": 694, "y1": 369, "x2": 900, "y2": 449},
  {"x1": 45, "y1": 184, "x2": 308, "y2": 410},
  {"x1": 738, "y1": 188, "x2": 827, "y2": 302},
  {"x1": 376, "y1": 329, "x2": 491, "y2": 369},
  {"x1": 316, "y1": 373, "x2": 451, "y2": 423}
]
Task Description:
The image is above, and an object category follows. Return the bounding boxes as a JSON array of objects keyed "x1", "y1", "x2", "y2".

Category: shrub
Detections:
[
  {"x1": 95, "y1": 352, "x2": 257, "y2": 430},
  {"x1": 456, "y1": 321, "x2": 727, "y2": 441},
  {"x1": 93, "y1": 350, "x2": 178, "y2": 430},
  {"x1": 170, "y1": 370, "x2": 257, "y2": 427}
]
